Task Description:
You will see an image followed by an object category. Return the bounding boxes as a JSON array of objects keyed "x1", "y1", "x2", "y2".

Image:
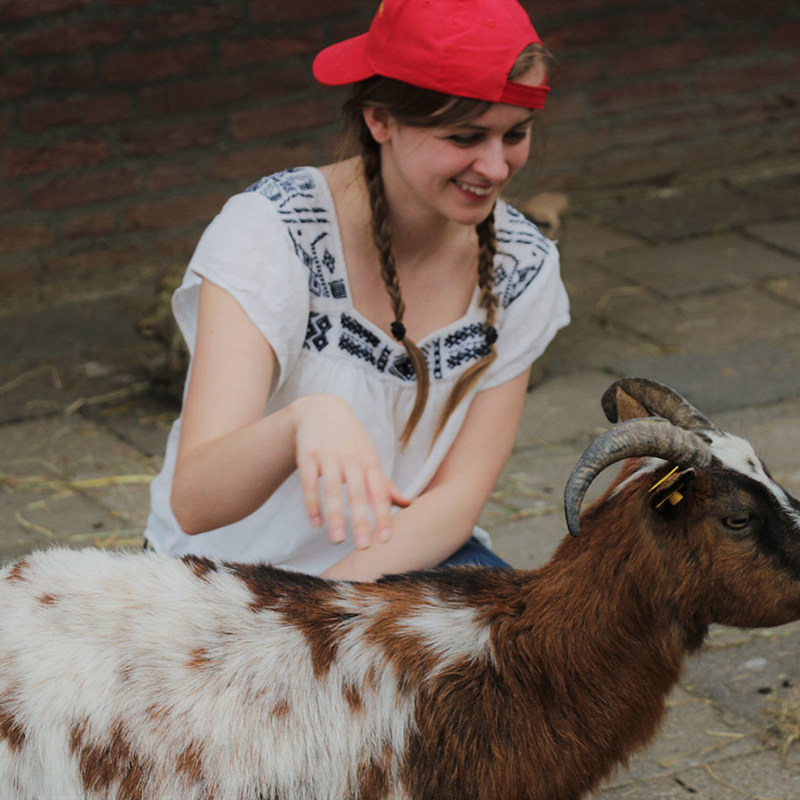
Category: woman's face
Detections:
[{"x1": 373, "y1": 64, "x2": 545, "y2": 228}]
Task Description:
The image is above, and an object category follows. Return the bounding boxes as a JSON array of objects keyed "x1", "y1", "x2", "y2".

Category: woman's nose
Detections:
[{"x1": 473, "y1": 139, "x2": 510, "y2": 183}]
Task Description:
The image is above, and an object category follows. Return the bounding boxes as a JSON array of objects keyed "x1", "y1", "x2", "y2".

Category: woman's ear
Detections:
[{"x1": 362, "y1": 106, "x2": 393, "y2": 144}]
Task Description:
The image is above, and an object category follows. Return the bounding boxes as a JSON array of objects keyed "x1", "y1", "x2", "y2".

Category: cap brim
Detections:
[{"x1": 313, "y1": 33, "x2": 376, "y2": 86}]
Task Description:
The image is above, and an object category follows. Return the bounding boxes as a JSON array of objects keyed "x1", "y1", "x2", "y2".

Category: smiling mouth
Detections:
[{"x1": 453, "y1": 179, "x2": 494, "y2": 197}]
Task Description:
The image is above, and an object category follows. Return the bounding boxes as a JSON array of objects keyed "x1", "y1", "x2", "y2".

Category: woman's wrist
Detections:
[{"x1": 287, "y1": 393, "x2": 338, "y2": 433}]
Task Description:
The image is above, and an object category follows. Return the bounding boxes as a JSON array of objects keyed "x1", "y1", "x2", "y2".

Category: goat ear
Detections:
[
  {"x1": 648, "y1": 467, "x2": 696, "y2": 517},
  {"x1": 605, "y1": 386, "x2": 651, "y2": 422}
]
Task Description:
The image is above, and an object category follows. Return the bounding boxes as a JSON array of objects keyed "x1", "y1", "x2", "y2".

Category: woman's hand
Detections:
[
  {"x1": 319, "y1": 368, "x2": 532, "y2": 582},
  {"x1": 290, "y1": 394, "x2": 411, "y2": 549}
]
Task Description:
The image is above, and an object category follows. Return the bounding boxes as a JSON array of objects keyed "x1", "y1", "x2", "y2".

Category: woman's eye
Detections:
[
  {"x1": 448, "y1": 133, "x2": 483, "y2": 146},
  {"x1": 445, "y1": 127, "x2": 530, "y2": 147},
  {"x1": 503, "y1": 128, "x2": 529, "y2": 144}
]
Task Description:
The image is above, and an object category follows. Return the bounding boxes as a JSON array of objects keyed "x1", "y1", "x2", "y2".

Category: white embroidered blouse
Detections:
[{"x1": 144, "y1": 167, "x2": 570, "y2": 572}]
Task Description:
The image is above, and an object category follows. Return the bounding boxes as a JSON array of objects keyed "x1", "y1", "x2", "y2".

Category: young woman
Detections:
[{"x1": 143, "y1": 0, "x2": 570, "y2": 581}]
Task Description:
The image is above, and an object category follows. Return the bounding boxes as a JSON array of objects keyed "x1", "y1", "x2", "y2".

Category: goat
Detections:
[{"x1": 1, "y1": 377, "x2": 800, "y2": 800}]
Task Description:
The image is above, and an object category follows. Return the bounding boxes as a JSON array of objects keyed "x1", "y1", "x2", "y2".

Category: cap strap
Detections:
[{"x1": 499, "y1": 81, "x2": 550, "y2": 110}]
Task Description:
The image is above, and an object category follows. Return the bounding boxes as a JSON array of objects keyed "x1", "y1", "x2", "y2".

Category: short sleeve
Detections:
[
  {"x1": 171, "y1": 191, "x2": 310, "y2": 392},
  {"x1": 480, "y1": 204, "x2": 570, "y2": 389}
]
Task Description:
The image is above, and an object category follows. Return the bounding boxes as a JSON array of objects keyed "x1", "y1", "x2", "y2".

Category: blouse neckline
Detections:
[{"x1": 307, "y1": 166, "x2": 484, "y2": 349}]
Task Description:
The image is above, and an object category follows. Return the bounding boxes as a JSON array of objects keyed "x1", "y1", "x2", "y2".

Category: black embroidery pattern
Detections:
[
  {"x1": 249, "y1": 168, "x2": 348, "y2": 301},
  {"x1": 444, "y1": 323, "x2": 493, "y2": 370},
  {"x1": 376, "y1": 347, "x2": 391, "y2": 373},
  {"x1": 252, "y1": 173, "x2": 554, "y2": 383},
  {"x1": 339, "y1": 313, "x2": 382, "y2": 367},
  {"x1": 341, "y1": 313, "x2": 380, "y2": 348},
  {"x1": 495, "y1": 206, "x2": 552, "y2": 309},
  {"x1": 339, "y1": 313, "x2": 416, "y2": 382},
  {"x1": 248, "y1": 170, "x2": 316, "y2": 205},
  {"x1": 389, "y1": 354, "x2": 416, "y2": 382},
  {"x1": 431, "y1": 339, "x2": 443, "y2": 380},
  {"x1": 304, "y1": 313, "x2": 332, "y2": 352},
  {"x1": 288, "y1": 229, "x2": 347, "y2": 300}
]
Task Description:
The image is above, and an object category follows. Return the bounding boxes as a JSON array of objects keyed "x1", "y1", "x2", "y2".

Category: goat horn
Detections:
[
  {"x1": 601, "y1": 378, "x2": 719, "y2": 432},
  {"x1": 564, "y1": 417, "x2": 713, "y2": 537}
]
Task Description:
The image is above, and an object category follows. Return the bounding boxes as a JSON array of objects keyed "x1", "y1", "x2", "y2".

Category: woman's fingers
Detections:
[
  {"x1": 320, "y1": 455, "x2": 348, "y2": 545},
  {"x1": 297, "y1": 449, "x2": 324, "y2": 529},
  {"x1": 343, "y1": 459, "x2": 371, "y2": 549},
  {"x1": 388, "y1": 482, "x2": 412, "y2": 509},
  {"x1": 365, "y1": 466, "x2": 394, "y2": 543},
  {"x1": 304, "y1": 455, "x2": 408, "y2": 548},
  {"x1": 292, "y1": 394, "x2": 412, "y2": 548}
]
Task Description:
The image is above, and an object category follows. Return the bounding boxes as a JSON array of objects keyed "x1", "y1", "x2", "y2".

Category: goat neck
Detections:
[{"x1": 487, "y1": 485, "x2": 698, "y2": 797}]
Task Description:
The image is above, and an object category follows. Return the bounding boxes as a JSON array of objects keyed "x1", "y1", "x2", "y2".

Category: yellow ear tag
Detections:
[
  {"x1": 648, "y1": 465, "x2": 680, "y2": 494},
  {"x1": 648, "y1": 466, "x2": 686, "y2": 509},
  {"x1": 656, "y1": 490, "x2": 684, "y2": 509}
]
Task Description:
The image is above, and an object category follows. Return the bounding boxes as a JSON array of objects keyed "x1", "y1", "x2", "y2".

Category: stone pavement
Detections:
[{"x1": 1, "y1": 155, "x2": 800, "y2": 797}]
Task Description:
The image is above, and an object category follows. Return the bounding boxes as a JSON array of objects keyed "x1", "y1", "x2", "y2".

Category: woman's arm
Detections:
[
  {"x1": 322, "y1": 367, "x2": 532, "y2": 581},
  {"x1": 171, "y1": 279, "x2": 408, "y2": 544},
  {"x1": 170, "y1": 278, "x2": 294, "y2": 534}
]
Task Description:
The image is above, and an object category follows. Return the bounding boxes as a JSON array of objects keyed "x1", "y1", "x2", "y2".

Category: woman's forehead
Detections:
[{"x1": 455, "y1": 103, "x2": 536, "y2": 131}]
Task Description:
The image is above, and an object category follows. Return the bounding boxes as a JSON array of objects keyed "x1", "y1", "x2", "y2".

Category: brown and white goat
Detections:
[{"x1": 1, "y1": 377, "x2": 800, "y2": 800}]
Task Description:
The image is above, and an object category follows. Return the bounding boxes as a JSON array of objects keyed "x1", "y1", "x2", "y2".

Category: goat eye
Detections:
[{"x1": 723, "y1": 514, "x2": 752, "y2": 530}]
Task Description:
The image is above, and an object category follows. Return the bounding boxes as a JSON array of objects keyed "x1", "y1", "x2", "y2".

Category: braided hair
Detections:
[
  {"x1": 433, "y1": 210, "x2": 499, "y2": 441},
  {"x1": 341, "y1": 45, "x2": 546, "y2": 447},
  {"x1": 357, "y1": 125, "x2": 500, "y2": 448},
  {"x1": 359, "y1": 131, "x2": 431, "y2": 447}
]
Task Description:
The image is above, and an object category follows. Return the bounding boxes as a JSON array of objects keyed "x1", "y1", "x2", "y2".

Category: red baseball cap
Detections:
[{"x1": 313, "y1": 0, "x2": 549, "y2": 110}]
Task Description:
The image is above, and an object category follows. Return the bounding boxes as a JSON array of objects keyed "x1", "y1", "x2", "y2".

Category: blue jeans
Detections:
[{"x1": 437, "y1": 536, "x2": 511, "y2": 569}]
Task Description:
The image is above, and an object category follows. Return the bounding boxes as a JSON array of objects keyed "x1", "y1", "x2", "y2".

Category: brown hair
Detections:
[{"x1": 342, "y1": 45, "x2": 547, "y2": 447}]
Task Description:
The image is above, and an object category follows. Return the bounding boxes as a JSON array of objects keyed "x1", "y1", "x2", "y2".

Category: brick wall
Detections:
[
  {"x1": 1, "y1": 0, "x2": 798, "y2": 298},
  {"x1": 534, "y1": 0, "x2": 800, "y2": 193}
]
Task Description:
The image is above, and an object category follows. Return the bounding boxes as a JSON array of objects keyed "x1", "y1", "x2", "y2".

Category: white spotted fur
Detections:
[{"x1": 0, "y1": 548, "x2": 474, "y2": 800}]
